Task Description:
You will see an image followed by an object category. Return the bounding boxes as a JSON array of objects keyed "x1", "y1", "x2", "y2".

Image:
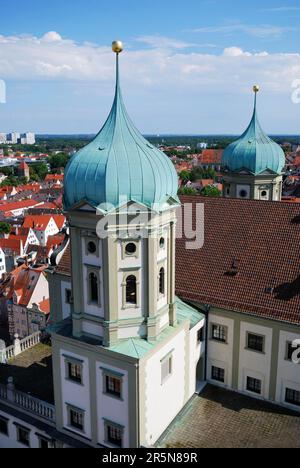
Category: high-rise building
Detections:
[
  {"x1": 7, "y1": 132, "x2": 20, "y2": 144},
  {"x1": 24, "y1": 133, "x2": 35, "y2": 145}
]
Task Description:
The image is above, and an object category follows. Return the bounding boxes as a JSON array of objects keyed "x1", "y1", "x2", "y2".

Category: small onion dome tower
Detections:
[
  {"x1": 221, "y1": 86, "x2": 285, "y2": 201},
  {"x1": 63, "y1": 41, "x2": 179, "y2": 212}
]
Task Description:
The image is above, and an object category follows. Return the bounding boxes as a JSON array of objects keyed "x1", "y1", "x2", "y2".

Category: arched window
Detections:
[
  {"x1": 89, "y1": 272, "x2": 99, "y2": 304},
  {"x1": 159, "y1": 268, "x2": 165, "y2": 295},
  {"x1": 126, "y1": 275, "x2": 137, "y2": 305}
]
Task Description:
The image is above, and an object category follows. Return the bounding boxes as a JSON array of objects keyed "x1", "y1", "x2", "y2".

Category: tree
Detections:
[
  {"x1": 179, "y1": 171, "x2": 191, "y2": 183},
  {"x1": 0, "y1": 176, "x2": 18, "y2": 187},
  {"x1": 30, "y1": 163, "x2": 49, "y2": 181},
  {"x1": 49, "y1": 152, "x2": 70, "y2": 170},
  {"x1": 0, "y1": 222, "x2": 11, "y2": 235},
  {"x1": 178, "y1": 186, "x2": 198, "y2": 196},
  {"x1": 200, "y1": 186, "x2": 221, "y2": 198}
]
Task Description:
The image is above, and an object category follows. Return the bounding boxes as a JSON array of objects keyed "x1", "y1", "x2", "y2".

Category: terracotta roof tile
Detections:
[{"x1": 176, "y1": 196, "x2": 300, "y2": 325}]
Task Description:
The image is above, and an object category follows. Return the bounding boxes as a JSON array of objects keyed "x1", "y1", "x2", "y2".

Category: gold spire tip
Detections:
[
  {"x1": 112, "y1": 40, "x2": 124, "y2": 54},
  {"x1": 253, "y1": 85, "x2": 260, "y2": 93}
]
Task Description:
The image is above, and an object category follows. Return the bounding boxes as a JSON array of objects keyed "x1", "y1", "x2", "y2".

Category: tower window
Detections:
[
  {"x1": 87, "y1": 241, "x2": 97, "y2": 254},
  {"x1": 125, "y1": 243, "x2": 137, "y2": 255},
  {"x1": 159, "y1": 267, "x2": 165, "y2": 295},
  {"x1": 159, "y1": 237, "x2": 165, "y2": 249},
  {"x1": 261, "y1": 190, "x2": 267, "y2": 198},
  {"x1": 126, "y1": 275, "x2": 137, "y2": 304},
  {"x1": 89, "y1": 272, "x2": 99, "y2": 304}
]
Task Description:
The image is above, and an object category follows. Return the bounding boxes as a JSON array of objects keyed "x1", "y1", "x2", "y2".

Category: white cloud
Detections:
[
  {"x1": 0, "y1": 31, "x2": 299, "y2": 98},
  {"x1": 188, "y1": 23, "x2": 298, "y2": 38},
  {"x1": 135, "y1": 35, "x2": 195, "y2": 49}
]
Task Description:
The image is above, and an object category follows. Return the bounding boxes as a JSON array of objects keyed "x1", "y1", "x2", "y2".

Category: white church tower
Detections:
[{"x1": 50, "y1": 41, "x2": 205, "y2": 448}]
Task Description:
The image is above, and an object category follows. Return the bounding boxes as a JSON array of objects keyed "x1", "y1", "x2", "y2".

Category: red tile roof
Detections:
[
  {"x1": 0, "y1": 238, "x2": 23, "y2": 254},
  {"x1": 0, "y1": 264, "x2": 47, "y2": 306},
  {"x1": 200, "y1": 149, "x2": 223, "y2": 165},
  {"x1": 0, "y1": 200, "x2": 39, "y2": 212},
  {"x1": 45, "y1": 174, "x2": 64, "y2": 182},
  {"x1": 56, "y1": 244, "x2": 71, "y2": 275},
  {"x1": 23, "y1": 214, "x2": 65, "y2": 231},
  {"x1": 176, "y1": 196, "x2": 300, "y2": 325}
]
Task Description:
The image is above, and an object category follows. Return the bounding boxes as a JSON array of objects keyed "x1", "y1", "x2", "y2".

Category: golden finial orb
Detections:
[
  {"x1": 112, "y1": 40, "x2": 123, "y2": 54},
  {"x1": 253, "y1": 85, "x2": 260, "y2": 93}
]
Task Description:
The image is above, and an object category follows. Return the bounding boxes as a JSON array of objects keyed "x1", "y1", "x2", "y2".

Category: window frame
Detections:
[
  {"x1": 211, "y1": 323, "x2": 227, "y2": 344},
  {"x1": 67, "y1": 404, "x2": 85, "y2": 433},
  {"x1": 121, "y1": 240, "x2": 140, "y2": 260},
  {"x1": 246, "y1": 332, "x2": 265, "y2": 354},
  {"x1": 122, "y1": 271, "x2": 140, "y2": 309},
  {"x1": 85, "y1": 237, "x2": 99, "y2": 257},
  {"x1": 65, "y1": 288, "x2": 72, "y2": 305},
  {"x1": 246, "y1": 376, "x2": 262, "y2": 395},
  {"x1": 64, "y1": 355, "x2": 84, "y2": 386},
  {"x1": 0, "y1": 416, "x2": 9, "y2": 436},
  {"x1": 86, "y1": 266, "x2": 102, "y2": 307},
  {"x1": 211, "y1": 366, "x2": 225, "y2": 383},
  {"x1": 101, "y1": 367, "x2": 124, "y2": 400},
  {"x1": 285, "y1": 388, "x2": 300, "y2": 407},
  {"x1": 104, "y1": 419, "x2": 124, "y2": 448},
  {"x1": 161, "y1": 351, "x2": 173, "y2": 385},
  {"x1": 37, "y1": 434, "x2": 52, "y2": 448},
  {"x1": 159, "y1": 266, "x2": 165, "y2": 297},
  {"x1": 16, "y1": 424, "x2": 31, "y2": 447}
]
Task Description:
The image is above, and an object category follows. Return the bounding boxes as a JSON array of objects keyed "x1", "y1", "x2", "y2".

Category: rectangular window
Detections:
[
  {"x1": 211, "y1": 324, "x2": 227, "y2": 343},
  {"x1": 106, "y1": 423, "x2": 123, "y2": 448},
  {"x1": 0, "y1": 417, "x2": 8, "y2": 436},
  {"x1": 105, "y1": 376, "x2": 122, "y2": 398},
  {"x1": 197, "y1": 327, "x2": 204, "y2": 343},
  {"x1": 69, "y1": 408, "x2": 84, "y2": 431},
  {"x1": 65, "y1": 289, "x2": 72, "y2": 304},
  {"x1": 286, "y1": 342, "x2": 300, "y2": 361},
  {"x1": 17, "y1": 426, "x2": 30, "y2": 447},
  {"x1": 38, "y1": 436, "x2": 51, "y2": 448},
  {"x1": 161, "y1": 355, "x2": 172, "y2": 384},
  {"x1": 247, "y1": 333, "x2": 264, "y2": 353},
  {"x1": 246, "y1": 377, "x2": 262, "y2": 395},
  {"x1": 211, "y1": 366, "x2": 225, "y2": 383},
  {"x1": 67, "y1": 362, "x2": 82, "y2": 384},
  {"x1": 285, "y1": 388, "x2": 300, "y2": 407}
]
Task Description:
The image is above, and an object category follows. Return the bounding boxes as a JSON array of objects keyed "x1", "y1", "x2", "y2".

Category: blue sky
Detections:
[{"x1": 0, "y1": 0, "x2": 300, "y2": 134}]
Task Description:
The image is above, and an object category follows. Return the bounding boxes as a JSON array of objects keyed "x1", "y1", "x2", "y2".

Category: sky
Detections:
[{"x1": 0, "y1": 0, "x2": 300, "y2": 134}]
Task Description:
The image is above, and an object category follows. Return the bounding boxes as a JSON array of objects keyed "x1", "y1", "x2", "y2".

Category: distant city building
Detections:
[
  {"x1": 7, "y1": 133, "x2": 20, "y2": 144},
  {"x1": 0, "y1": 132, "x2": 35, "y2": 145},
  {"x1": 197, "y1": 142, "x2": 208, "y2": 150}
]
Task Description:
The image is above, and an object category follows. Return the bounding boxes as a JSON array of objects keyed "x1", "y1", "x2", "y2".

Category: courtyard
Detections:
[{"x1": 157, "y1": 385, "x2": 300, "y2": 448}]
